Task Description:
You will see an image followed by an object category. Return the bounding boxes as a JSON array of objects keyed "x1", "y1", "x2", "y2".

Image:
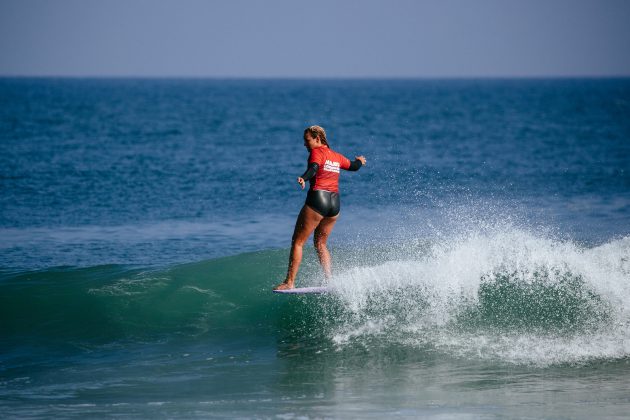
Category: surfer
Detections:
[{"x1": 274, "y1": 126, "x2": 366, "y2": 290}]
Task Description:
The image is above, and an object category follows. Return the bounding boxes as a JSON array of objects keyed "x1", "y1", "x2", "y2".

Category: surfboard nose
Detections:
[{"x1": 272, "y1": 286, "x2": 330, "y2": 294}]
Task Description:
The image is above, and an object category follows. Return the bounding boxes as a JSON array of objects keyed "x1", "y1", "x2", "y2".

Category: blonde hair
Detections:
[{"x1": 304, "y1": 125, "x2": 329, "y2": 146}]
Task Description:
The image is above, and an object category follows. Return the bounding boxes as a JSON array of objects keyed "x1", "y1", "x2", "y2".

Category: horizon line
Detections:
[{"x1": 1, "y1": 74, "x2": 630, "y2": 80}]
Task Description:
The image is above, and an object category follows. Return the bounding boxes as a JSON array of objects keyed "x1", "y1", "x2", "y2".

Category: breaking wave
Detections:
[{"x1": 2, "y1": 228, "x2": 628, "y2": 366}]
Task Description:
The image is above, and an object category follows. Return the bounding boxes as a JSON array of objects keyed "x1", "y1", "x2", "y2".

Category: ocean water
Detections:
[{"x1": 1, "y1": 78, "x2": 629, "y2": 418}]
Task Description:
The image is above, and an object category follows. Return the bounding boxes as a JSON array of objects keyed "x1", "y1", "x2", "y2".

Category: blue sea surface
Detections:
[{"x1": 1, "y1": 78, "x2": 629, "y2": 418}]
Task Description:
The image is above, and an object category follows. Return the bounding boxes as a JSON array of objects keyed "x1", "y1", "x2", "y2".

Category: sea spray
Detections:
[{"x1": 327, "y1": 230, "x2": 630, "y2": 365}]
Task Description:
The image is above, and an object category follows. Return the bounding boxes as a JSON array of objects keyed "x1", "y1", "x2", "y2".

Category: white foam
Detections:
[{"x1": 328, "y1": 229, "x2": 630, "y2": 365}]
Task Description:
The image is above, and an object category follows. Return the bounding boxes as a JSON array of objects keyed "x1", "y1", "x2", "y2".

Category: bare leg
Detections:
[
  {"x1": 313, "y1": 215, "x2": 338, "y2": 279},
  {"x1": 274, "y1": 205, "x2": 323, "y2": 290}
]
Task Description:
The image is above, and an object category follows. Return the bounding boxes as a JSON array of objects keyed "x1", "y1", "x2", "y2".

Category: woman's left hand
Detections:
[{"x1": 297, "y1": 177, "x2": 305, "y2": 189}]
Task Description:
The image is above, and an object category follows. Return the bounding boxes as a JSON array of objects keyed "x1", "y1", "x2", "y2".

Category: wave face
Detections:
[{"x1": 2, "y1": 229, "x2": 628, "y2": 367}]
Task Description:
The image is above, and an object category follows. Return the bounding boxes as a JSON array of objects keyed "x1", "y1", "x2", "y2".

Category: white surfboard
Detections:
[{"x1": 272, "y1": 286, "x2": 330, "y2": 295}]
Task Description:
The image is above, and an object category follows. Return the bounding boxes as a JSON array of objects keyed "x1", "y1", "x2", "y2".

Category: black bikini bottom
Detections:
[{"x1": 305, "y1": 190, "x2": 340, "y2": 217}]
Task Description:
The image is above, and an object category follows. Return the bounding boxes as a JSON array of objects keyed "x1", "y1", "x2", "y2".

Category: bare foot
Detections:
[{"x1": 273, "y1": 282, "x2": 294, "y2": 290}]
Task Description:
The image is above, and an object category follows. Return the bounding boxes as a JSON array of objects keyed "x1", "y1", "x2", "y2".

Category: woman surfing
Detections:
[{"x1": 274, "y1": 126, "x2": 366, "y2": 290}]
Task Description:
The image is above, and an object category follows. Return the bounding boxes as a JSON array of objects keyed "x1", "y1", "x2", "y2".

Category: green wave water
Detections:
[{"x1": 3, "y1": 229, "x2": 628, "y2": 365}]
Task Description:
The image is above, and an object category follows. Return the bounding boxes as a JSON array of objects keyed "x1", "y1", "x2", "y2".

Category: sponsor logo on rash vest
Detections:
[{"x1": 323, "y1": 159, "x2": 340, "y2": 173}]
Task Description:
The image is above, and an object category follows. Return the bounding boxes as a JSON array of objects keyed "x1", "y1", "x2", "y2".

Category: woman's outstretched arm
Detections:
[{"x1": 347, "y1": 155, "x2": 366, "y2": 171}]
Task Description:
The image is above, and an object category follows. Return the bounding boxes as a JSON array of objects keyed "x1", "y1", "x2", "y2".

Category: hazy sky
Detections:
[{"x1": 1, "y1": 0, "x2": 629, "y2": 77}]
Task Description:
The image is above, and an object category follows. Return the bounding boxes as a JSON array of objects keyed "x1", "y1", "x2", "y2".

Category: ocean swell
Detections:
[{"x1": 1, "y1": 230, "x2": 628, "y2": 366}]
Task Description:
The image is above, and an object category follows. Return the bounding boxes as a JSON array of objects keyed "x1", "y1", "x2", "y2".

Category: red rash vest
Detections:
[{"x1": 307, "y1": 146, "x2": 351, "y2": 193}]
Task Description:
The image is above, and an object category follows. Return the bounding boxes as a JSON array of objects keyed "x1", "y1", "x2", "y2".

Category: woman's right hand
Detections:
[
  {"x1": 297, "y1": 177, "x2": 306, "y2": 189},
  {"x1": 356, "y1": 156, "x2": 366, "y2": 165}
]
